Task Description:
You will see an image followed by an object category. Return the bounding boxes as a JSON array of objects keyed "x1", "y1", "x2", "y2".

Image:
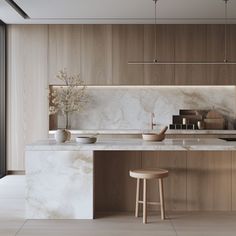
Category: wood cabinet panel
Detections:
[
  {"x1": 187, "y1": 151, "x2": 232, "y2": 211},
  {"x1": 141, "y1": 151, "x2": 187, "y2": 211},
  {"x1": 227, "y1": 25, "x2": 236, "y2": 85},
  {"x1": 144, "y1": 25, "x2": 175, "y2": 85},
  {"x1": 174, "y1": 25, "x2": 207, "y2": 85},
  {"x1": 49, "y1": 25, "x2": 81, "y2": 84},
  {"x1": 112, "y1": 25, "x2": 144, "y2": 85},
  {"x1": 7, "y1": 25, "x2": 49, "y2": 170},
  {"x1": 206, "y1": 25, "x2": 233, "y2": 85},
  {"x1": 232, "y1": 151, "x2": 236, "y2": 210},
  {"x1": 94, "y1": 151, "x2": 142, "y2": 212},
  {"x1": 81, "y1": 25, "x2": 112, "y2": 85}
]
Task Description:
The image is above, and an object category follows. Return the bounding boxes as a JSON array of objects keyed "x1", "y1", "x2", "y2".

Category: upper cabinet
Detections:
[
  {"x1": 143, "y1": 25, "x2": 175, "y2": 85},
  {"x1": 112, "y1": 25, "x2": 144, "y2": 85},
  {"x1": 206, "y1": 25, "x2": 228, "y2": 85},
  {"x1": 205, "y1": 25, "x2": 236, "y2": 85},
  {"x1": 81, "y1": 25, "x2": 113, "y2": 85},
  {"x1": 48, "y1": 24, "x2": 236, "y2": 86},
  {"x1": 49, "y1": 25, "x2": 81, "y2": 84},
  {"x1": 174, "y1": 25, "x2": 207, "y2": 85}
]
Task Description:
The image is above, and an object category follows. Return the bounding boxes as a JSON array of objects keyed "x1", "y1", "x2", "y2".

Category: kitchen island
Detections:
[{"x1": 25, "y1": 138, "x2": 236, "y2": 219}]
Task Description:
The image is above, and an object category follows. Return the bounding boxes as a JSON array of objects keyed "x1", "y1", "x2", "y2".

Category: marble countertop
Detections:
[
  {"x1": 49, "y1": 129, "x2": 236, "y2": 135},
  {"x1": 26, "y1": 138, "x2": 236, "y2": 151}
]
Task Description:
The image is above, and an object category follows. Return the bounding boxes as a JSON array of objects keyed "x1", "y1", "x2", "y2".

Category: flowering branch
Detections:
[{"x1": 49, "y1": 69, "x2": 89, "y2": 129}]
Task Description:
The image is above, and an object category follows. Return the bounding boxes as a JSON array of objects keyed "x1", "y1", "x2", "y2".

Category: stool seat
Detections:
[{"x1": 130, "y1": 168, "x2": 169, "y2": 179}]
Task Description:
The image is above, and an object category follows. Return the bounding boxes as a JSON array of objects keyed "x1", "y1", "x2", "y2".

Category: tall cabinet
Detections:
[{"x1": 7, "y1": 25, "x2": 48, "y2": 170}]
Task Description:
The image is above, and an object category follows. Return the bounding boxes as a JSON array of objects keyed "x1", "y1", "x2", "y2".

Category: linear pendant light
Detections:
[{"x1": 128, "y1": 0, "x2": 236, "y2": 65}]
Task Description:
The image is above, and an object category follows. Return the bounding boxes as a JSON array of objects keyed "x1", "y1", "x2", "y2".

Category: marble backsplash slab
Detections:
[{"x1": 56, "y1": 86, "x2": 236, "y2": 130}]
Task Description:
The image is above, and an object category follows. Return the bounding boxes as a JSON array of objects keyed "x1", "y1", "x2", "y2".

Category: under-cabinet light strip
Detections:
[{"x1": 50, "y1": 85, "x2": 235, "y2": 89}]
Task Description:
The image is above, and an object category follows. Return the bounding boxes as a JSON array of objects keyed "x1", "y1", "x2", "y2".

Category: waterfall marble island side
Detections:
[{"x1": 25, "y1": 138, "x2": 236, "y2": 219}]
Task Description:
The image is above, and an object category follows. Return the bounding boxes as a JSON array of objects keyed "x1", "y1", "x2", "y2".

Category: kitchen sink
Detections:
[{"x1": 219, "y1": 138, "x2": 236, "y2": 141}]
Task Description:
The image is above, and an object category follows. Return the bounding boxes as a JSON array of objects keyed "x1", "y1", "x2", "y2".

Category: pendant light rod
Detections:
[
  {"x1": 154, "y1": 0, "x2": 158, "y2": 62},
  {"x1": 128, "y1": 0, "x2": 236, "y2": 65},
  {"x1": 224, "y1": 0, "x2": 229, "y2": 63},
  {"x1": 128, "y1": 61, "x2": 236, "y2": 65}
]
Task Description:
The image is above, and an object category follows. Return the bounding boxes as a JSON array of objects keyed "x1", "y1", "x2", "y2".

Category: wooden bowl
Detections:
[
  {"x1": 76, "y1": 136, "x2": 97, "y2": 144},
  {"x1": 142, "y1": 133, "x2": 165, "y2": 142}
]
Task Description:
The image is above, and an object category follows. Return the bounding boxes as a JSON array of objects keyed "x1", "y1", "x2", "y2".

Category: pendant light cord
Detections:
[
  {"x1": 154, "y1": 0, "x2": 158, "y2": 62},
  {"x1": 224, "y1": 0, "x2": 228, "y2": 63}
]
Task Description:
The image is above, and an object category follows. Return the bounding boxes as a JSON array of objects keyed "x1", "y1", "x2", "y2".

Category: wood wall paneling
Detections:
[
  {"x1": 94, "y1": 151, "x2": 142, "y2": 212},
  {"x1": 49, "y1": 25, "x2": 81, "y2": 84},
  {"x1": 187, "y1": 151, "x2": 232, "y2": 211},
  {"x1": 174, "y1": 25, "x2": 207, "y2": 85},
  {"x1": 112, "y1": 25, "x2": 144, "y2": 85},
  {"x1": 141, "y1": 151, "x2": 187, "y2": 211},
  {"x1": 81, "y1": 25, "x2": 112, "y2": 85},
  {"x1": 7, "y1": 25, "x2": 49, "y2": 170},
  {"x1": 144, "y1": 25, "x2": 175, "y2": 85}
]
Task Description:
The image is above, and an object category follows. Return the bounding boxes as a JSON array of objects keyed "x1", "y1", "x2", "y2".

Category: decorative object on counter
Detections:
[
  {"x1": 204, "y1": 110, "x2": 226, "y2": 130},
  {"x1": 76, "y1": 136, "x2": 97, "y2": 144},
  {"x1": 150, "y1": 112, "x2": 157, "y2": 130},
  {"x1": 197, "y1": 121, "x2": 205, "y2": 130},
  {"x1": 142, "y1": 133, "x2": 165, "y2": 142},
  {"x1": 49, "y1": 69, "x2": 89, "y2": 130},
  {"x1": 54, "y1": 129, "x2": 71, "y2": 143},
  {"x1": 142, "y1": 126, "x2": 168, "y2": 142},
  {"x1": 170, "y1": 109, "x2": 209, "y2": 130}
]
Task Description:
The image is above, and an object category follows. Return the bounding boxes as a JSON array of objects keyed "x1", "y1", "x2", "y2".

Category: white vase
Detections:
[{"x1": 54, "y1": 129, "x2": 71, "y2": 143}]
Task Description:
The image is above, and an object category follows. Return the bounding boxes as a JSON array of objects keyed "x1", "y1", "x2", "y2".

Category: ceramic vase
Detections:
[{"x1": 54, "y1": 129, "x2": 71, "y2": 143}]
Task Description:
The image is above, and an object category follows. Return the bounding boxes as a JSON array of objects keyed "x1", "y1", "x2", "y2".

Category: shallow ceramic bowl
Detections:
[
  {"x1": 76, "y1": 136, "x2": 97, "y2": 144},
  {"x1": 142, "y1": 133, "x2": 165, "y2": 142}
]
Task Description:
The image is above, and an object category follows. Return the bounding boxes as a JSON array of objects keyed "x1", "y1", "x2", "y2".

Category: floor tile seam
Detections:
[
  {"x1": 167, "y1": 214, "x2": 178, "y2": 236},
  {"x1": 15, "y1": 219, "x2": 28, "y2": 236}
]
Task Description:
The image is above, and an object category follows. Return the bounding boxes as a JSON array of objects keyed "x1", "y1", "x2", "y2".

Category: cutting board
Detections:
[{"x1": 204, "y1": 110, "x2": 225, "y2": 130}]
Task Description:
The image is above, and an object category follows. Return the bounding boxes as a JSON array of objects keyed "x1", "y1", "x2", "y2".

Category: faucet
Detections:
[{"x1": 151, "y1": 112, "x2": 157, "y2": 130}]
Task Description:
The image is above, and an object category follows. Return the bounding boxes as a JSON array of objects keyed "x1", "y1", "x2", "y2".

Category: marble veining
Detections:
[
  {"x1": 26, "y1": 137, "x2": 236, "y2": 219},
  {"x1": 56, "y1": 86, "x2": 236, "y2": 130},
  {"x1": 25, "y1": 150, "x2": 93, "y2": 219}
]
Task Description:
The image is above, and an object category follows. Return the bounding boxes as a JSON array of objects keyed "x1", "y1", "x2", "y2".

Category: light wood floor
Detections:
[{"x1": 1, "y1": 175, "x2": 236, "y2": 236}]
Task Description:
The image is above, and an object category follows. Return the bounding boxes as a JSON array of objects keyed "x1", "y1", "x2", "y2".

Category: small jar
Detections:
[
  {"x1": 197, "y1": 121, "x2": 204, "y2": 130},
  {"x1": 182, "y1": 118, "x2": 187, "y2": 125}
]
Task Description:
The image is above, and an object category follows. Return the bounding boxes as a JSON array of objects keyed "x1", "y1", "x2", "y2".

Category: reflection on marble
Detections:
[
  {"x1": 25, "y1": 150, "x2": 93, "y2": 219},
  {"x1": 56, "y1": 86, "x2": 236, "y2": 130}
]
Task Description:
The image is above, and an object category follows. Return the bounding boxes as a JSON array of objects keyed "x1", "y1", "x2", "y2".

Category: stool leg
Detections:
[
  {"x1": 143, "y1": 179, "x2": 147, "y2": 224},
  {"x1": 159, "y1": 178, "x2": 165, "y2": 220},
  {"x1": 135, "y1": 178, "x2": 140, "y2": 217}
]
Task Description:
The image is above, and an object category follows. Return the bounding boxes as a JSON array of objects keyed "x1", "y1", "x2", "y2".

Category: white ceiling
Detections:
[{"x1": 1, "y1": 0, "x2": 236, "y2": 24}]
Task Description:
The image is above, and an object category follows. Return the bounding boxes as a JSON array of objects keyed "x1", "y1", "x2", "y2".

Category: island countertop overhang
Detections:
[{"x1": 26, "y1": 138, "x2": 236, "y2": 151}]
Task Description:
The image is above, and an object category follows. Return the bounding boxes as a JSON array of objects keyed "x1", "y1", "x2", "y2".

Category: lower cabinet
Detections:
[
  {"x1": 95, "y1": 151, "x2": 235, "y2": 212},
  {"x1": 187, "y1": 151, "x2": 232, "y2": 211}
]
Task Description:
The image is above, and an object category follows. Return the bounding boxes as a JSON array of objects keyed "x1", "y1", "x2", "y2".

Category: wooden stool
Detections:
[{"x1": 129, "y1": 168, "x2": 169, "y2": 224}]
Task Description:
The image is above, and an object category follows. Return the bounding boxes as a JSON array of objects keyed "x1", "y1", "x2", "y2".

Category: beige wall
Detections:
[{"x1": 7, "y1": 24, "x2": 236, "y2": 170}]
